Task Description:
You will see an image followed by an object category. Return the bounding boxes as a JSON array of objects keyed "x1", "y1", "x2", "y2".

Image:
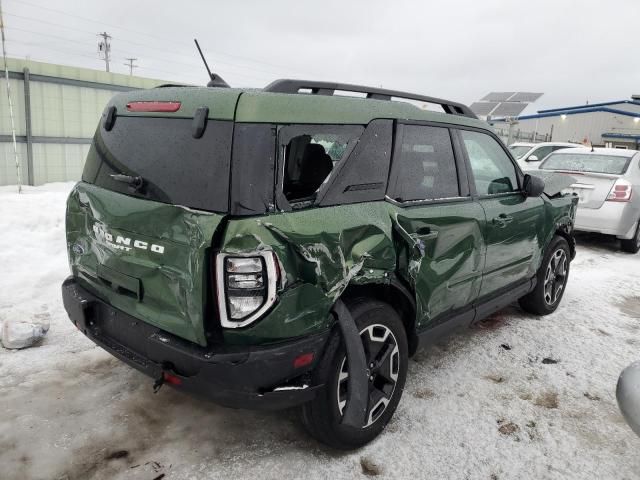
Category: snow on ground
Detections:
[{"x1": 0, "y1": 183, "x2": 639, "y2": 480}]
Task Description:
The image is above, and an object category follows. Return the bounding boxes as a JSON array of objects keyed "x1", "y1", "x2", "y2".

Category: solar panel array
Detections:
[
  {"x1": 510, "y1": 92, "x2": 543, "y2": 102},
  {"x1": 480, "y1": 92, "x2": 516, "y2": 102},
  {"x1": 470, "y1": 91, "x2": 544, "y2": 118},
  {"x1": 469, "y1": 102, "x2": 500, "y2": 116},
  {"x1": 490, "y1": 102, "x2": 529, "y2": 117}
]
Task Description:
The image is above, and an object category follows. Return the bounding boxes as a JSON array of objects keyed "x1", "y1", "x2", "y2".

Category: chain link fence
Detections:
[{"x1": 493, "y1": 126, "x2": 550, "y2": 146}]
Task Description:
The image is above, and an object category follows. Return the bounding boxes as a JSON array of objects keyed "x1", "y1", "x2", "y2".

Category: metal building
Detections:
[
  {"x1": 492, "y1": 98, "x2": 640, "y2": 148},
  {"x1": 1, "y1": 58, "x2": 171, "y2": 186}
]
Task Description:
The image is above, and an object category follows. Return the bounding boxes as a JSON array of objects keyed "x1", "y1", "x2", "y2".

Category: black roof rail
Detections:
[{"x1": 263, "y1": 79, "x2": 477, "y2": 118}]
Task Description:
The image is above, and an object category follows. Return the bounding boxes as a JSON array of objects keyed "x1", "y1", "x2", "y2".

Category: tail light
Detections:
[
  {"x1": 215, "y1": 251, "x2": 279, "y2": 328},
  {"x1": 607, "y1": 180, "x2": 633, "y2": 202}
]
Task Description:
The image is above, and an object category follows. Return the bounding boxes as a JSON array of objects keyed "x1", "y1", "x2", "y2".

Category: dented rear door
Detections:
[{"x1": 387, "y1": 123, "x2": 485, "y2": 330}]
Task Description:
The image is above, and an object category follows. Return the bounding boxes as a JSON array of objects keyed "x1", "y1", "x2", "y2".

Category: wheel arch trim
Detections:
[{"x1": 338, "y1": 277, "x2": 418, "y2": 356}]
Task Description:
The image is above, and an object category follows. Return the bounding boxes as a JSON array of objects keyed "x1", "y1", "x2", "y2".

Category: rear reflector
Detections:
[
  {"x1": 126, "y1": 101, "x2": 181, "y2": 112},
  {"x1": 293, "y1": 352, "x2": 314, "y2": 369},
  {"x1": 163, "y1": 372, "x2": 182, "y2": 385}
]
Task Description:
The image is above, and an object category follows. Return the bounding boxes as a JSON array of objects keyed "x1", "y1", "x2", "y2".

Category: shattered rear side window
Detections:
[{"x1": 281, "y1": 126, "x2": 363, "y2": 203}]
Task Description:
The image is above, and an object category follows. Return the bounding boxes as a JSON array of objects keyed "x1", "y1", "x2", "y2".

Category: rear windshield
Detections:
[
  {"x1": 508, "y1": 145, "x2": 532, "y2": 159},
  {"x1": 541, "y1": 152, "x2": 632, "y2": 175},
  {"x1": 82, "y1": 117, "x2": 232, "y2": 212}
]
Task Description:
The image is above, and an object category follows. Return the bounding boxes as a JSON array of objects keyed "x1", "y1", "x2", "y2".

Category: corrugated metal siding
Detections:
[
  {"x1": 0, "y1": 78, "x2": 26, "y2": 135},
  {"x1": 0, "y1": 58, "x2": 175, "y2": 186},
  {"x1": 0, "y1": 142, "x2": 28, "y2": 185},
  {"x1": 497, "y1": 111, "x2": 640, "y2": 146},
  {"x1": 32, "y1": 143, "x2": 91, "y2": 185},
  {"x1": 0, "y1": 78, "x2": 27, "y2": 185},
  {"x1": 29, "y1": 81, "x2": 113, "y2": 138},
  {"x1": 4, "y1": 57, "x2": 167, "y2": 90}
]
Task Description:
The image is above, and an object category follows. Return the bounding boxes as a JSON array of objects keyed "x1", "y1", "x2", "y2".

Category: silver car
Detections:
[{"x1": 539, "y1": 147, "x2": 640, "y2": 253}]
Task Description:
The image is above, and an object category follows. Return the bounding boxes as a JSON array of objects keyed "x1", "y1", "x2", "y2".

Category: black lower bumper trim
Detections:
[{"x1": 62, "y1": 277, "x2": 329, "y2": 410}]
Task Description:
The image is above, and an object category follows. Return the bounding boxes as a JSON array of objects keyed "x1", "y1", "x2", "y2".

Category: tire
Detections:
[
  {"x1": 620, "y1": 220, "x2": 640, "y2": 254},
  {"x1": 301, "y1": 298, "x2": 408, "y2": 450},
  {"x1": 519, "y1": 236, "x2": 571, "y2": 316}
]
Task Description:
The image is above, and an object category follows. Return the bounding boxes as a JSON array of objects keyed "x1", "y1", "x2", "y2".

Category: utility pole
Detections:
[
  {"x1": 97, "y1": 31, "x2": 111, "y2": 72},
  {"x1": 0, "y1": 0, "x2": 22, "y2": 193},
  {"x1": 124, "y1": 57, "x2": 137, "y2": 76}
]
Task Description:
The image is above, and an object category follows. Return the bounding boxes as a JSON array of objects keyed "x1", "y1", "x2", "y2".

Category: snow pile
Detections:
[
  {"x1": 0, "y1": 182, "x2": 639, "y2": 480},
  {"x1": 0, "y1": 182, "x2": 73, "y2": 350}
]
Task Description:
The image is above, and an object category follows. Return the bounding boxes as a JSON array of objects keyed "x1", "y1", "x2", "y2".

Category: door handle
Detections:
[{"x1": 492, "y1": 213, "x2": 513, "y2": 227}]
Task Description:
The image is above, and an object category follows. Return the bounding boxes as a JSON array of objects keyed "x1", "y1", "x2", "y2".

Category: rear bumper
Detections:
[
  {"x1": 62, "y1": 276, "x2": 330, "y2": 410},
  {"x1": 574, "y1": 202, "x2": 639, "y2": 239}
]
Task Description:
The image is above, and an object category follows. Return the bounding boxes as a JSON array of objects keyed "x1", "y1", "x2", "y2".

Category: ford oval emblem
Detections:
[{"x1": 72, "y1": 243, "x2": 85, "y2": 255}]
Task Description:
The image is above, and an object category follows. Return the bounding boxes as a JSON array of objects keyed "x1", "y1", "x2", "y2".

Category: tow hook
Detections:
[{"x1": 152, "y1": 372, "x2": 165, "y2": 394}]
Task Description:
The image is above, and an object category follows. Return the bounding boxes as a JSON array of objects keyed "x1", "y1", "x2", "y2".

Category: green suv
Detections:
[{"x1": 62, "y1": 79, "x2": 577, "y2": 449}]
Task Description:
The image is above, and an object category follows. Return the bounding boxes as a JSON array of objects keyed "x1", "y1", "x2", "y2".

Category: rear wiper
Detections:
[{"x1": 110, "y1": 174, "x2": 145, "y2": 192}]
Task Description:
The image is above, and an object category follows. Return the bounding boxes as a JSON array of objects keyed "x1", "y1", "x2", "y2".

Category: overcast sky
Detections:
[{"x1": 3, "y1": 0, "x2": 639, "y2": 114}]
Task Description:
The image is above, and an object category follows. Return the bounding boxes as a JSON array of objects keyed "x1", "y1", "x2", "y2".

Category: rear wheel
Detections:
[
  {"x1": 301, "y1": 298, "x2": 408, "y2": 450},
  {"x1": 519, "y1": 236, "x2": 571, "y2": 315},
  {"x1": 620, "y1": 220, "x2": 640, "y2": 254}
]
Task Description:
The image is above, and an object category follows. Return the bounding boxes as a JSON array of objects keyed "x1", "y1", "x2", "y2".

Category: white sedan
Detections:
[
  {"x1": 509, "y1": 142, "x2": 582, "y2": 170},
  {"x1": 539, "y1": 147, "x2": 640, "y2": 253}
]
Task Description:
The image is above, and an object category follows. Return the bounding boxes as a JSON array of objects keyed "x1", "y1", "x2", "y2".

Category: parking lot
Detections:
[{"x1": 0, "y1": 183, "x2": 639, "y2": 480}]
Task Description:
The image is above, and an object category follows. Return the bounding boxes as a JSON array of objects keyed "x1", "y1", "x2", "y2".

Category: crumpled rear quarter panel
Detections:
[
  {"x1": 220, "y1": 200, "x2": 486, "y2": 344},
  {"x1": 220, "y1": 202, "x2": 397, "y2": 344}
]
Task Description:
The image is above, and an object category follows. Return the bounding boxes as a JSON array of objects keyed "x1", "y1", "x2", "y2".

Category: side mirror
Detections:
[
  {"x1": 523, "y1": 174, "x2": 545, "y2": 197},
  {"x1": 617, "y1": 361, "x2": 640, "y2": 437},
  {"x1": 526, "y1": 155, "x2": 539, "y2": 162}
]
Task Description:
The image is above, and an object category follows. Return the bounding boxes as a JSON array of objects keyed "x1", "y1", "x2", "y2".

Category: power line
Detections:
[
  {"x1": 3, "y1": 13, "x2": 295, "y2": 81},
  {"x1": 5, "y1": 39, "x2": 243, "y2": 85},
  {"x1": 4, "y1": 26, "x2": 211, "y2": 70},
  {"x1": 5, "y1": 28, "x2": 278, "y2": 84},
  {"x1": 3, "y1": 1, "x2": 312, "y2": 76},
  {"x1": 1, "y1": 7, "x2": 316, "y2": 85},
  {"x1": 8, "y1": 39, "x2": 110, "y2": 62},
  {"x1": 6, "y1": 37, "x2": 272, "y2": 85},
  {"x1": 3, "y1": 11, "x2": 96, "y2": 35},
  {"x1": 6, "y1": 25, "x2": 95, "y2": 45}
]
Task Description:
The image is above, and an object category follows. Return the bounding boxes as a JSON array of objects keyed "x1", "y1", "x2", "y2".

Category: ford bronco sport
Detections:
[{"x1": 62, "y1": 79, "x2": 577, "y2": 449}]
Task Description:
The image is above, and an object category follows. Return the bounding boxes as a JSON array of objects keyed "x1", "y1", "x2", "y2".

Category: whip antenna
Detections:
[{"x1": 194, "y1": 39, "x2": 229, "y2": 88}]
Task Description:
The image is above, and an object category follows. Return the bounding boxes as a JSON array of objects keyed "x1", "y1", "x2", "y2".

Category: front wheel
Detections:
[
  {"x1": 301, "y1": 298, "x2": 408, "y2": 450},
  {"x1": 620, "y1": 220, "x2": 640, "y2": 254},
  {"x1": 519, "y1": 236, "x2": 571, "y2": 315}
]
